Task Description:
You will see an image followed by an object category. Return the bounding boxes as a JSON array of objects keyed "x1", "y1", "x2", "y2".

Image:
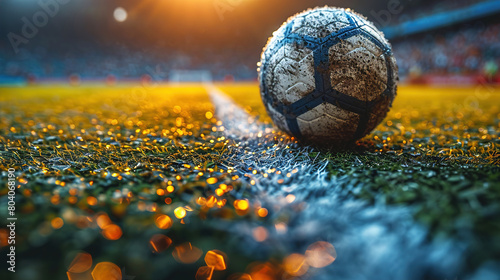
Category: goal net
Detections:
[{"x1": 169, "y1": 70, "x2": 213, "y2": 83}]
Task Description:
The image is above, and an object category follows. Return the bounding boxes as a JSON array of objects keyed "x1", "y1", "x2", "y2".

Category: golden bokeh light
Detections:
[
  {"x1": 206, "y1": 177, "x2": 218, "y2": 184},
  {"x1": 204, "y1": 250, "x2": 226, "y2": 271},
  {"x1": 67, "y1": 271, "x2": 93, "y2": 280},
  {"x1": 156, "y1": 189, "x2": 165, "y2": 196},
  {"x1": 155, "y1": 214, "x2": 173, "y2": 229},
  {"x1": 92, "y1": 262, "x2": 122, "y2": 280},
  {"x1": 174, "y1": 207, "x2": 187, "y2": 219},
  {"x1": 234, "y1": 199, "x2": 249, "y2": 211},
  {"x1": 215, "y1": 188, "x2": 224, "y2": 196},
  {"x1": 227, "y1": 273, "x2": 253, "y2": 280},
  {"x1": 172, "y1": 242, "x2": 203, "y2": 264},
  {"x1": 102, "y1": 224, "x2": 123, "y2": 240},
  {"x1": 51, "y1": 217, "x2": 64, "y2": 229},
  {"x1": 96, "y1": 213, "x2": 112, "y2": 229},
  {"x1": 67, "y1": 252, "x2": 92, "y2": 273},
  {"x1": 248, "y1": 262, "x2": 278, "y2": 280},
  {"x1": 86, "y1": 196, "x2": 98, "y2": 206},
  {"x1": 195, "y1": 266, "x2": 215, "y2": 280},
  {"x1": 283, "y1": 253, "x2": 309, "y2": 276},
  {"x1": 257, "y1": 208, "x2": 268, "y2": 217},
  {"x1": 149, "y1": 234, "x2": 172, "y2": 253}
]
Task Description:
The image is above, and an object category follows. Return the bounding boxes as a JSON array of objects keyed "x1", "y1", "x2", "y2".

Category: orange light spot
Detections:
[
  {"x1": 206, "y1": 196, "x2": 217, "y2": 208},
  {"x1": 149, "y1": 234, "x2": 172, "y2": 253},
  {"x1": 102, "y1": 224, "x2": 122, "y2": 240},
  {"x1": 87, "y1": 196, "x2": 98, "y2": 206},
  {"x1": 234, "y1": 199, "x2": 249, "y2": 211},
  {"x1": 67, "y1": 270, "x2": 92, "y2": 280},
  {"x1": 96, "y1": 214, "x2": 111, "y2": 229},
  {"x1": 257, "y1": 208, "x2": 268, "y2": 218},
  {"x1": 156, "y1": 189, "x2": 165, "y2": 196},
  {"x1": 283, "y1": 253, "x2": 309, "y2": 276},
  {"x1": 196, "y1": 266, "x2": 214, "y2": 280},
  {"x1": 23, "y1": 189, "x2": 31, "y2": 197},
  {"x1": 167, "y1": 186, "x2": 175, "y2": 193},
  {"x1": 305, "y1": 241, "x2": 337, "y2": 268},
  {"x1": 216, "y1": 199, "x2": 226, "y2": 208},
  {"x1": 0, "y1": 229, "x2": 8, "y2": 247},
  {"x1": 67, "y1": 252, "x2": 92, "y2": 273},
  {"x1": 68, "y1": 196, "x2": 78, "y2": 204},
  {"x1": 206, "y1": 177, "x2": 218, "y2": 184},
  {"x1": 252, "y1": 226, "x2": 268, "y2": 242},
  {"x1": 172, "y1": 242, "x2": 203, "y2": 264},
  {"x1": 50, "y1": 195, "x2": 60, "y2": 205},
  {"x1": 248, "y1": 262, "x2": 277, "y2": 280},
  {"x1": 215, "y1": 188, "x2": 224, "y2": 196},
  {"x1": 174, "y1": 207, "x2": 186, "y2": 219},
  {"x1": 165, "y1": 197, "x2": 172, "y2": 204},
  {"x1": 205, "y1": 250, "x2": 226, "y2": 271},
  {"x1": 228, "y1": 273, "x2": 252, "y2": 280},
  {"x1": 219, "y1": 184, "x2": 228, "y2": 191},
  {"x1": 196, "y1": 197, "x2": 207, "y2": 206},
  {"x1": 92, "y1": 262, "x2": 122, "y2": 280},
  {"x1": 155, "y1": 215, "x2": 173, "y2": 229},
  {"x1": 51, "y1": 217, "x2": 64, "y2": 229}
]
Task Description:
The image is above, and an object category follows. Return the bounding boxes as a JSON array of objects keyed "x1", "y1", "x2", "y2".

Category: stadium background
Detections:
[{"x1": 0, "y1": 0, "x2": 499, "y2": 84}]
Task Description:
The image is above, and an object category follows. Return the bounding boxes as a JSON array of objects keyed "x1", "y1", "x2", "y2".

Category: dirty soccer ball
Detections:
[{"x1": 258, "y1": 7, "x2": 398, "y2": 144}]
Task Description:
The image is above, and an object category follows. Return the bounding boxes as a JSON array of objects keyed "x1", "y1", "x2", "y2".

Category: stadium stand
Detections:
[{"x1": 0, "y1": 0, "x2": 498, "y2": 84}]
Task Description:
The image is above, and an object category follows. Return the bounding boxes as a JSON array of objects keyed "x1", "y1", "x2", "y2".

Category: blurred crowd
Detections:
[
  {"x1": 393, "y1": 20, "x2": 500, "y2": 82},
  {"x1": 391, "y1": 0, "x2": 493, "y2": 25},
  {"x1": 0, "y1": 0, "x2": 498, "y2": 83},
  {"x1": 0, "y1": 42, "x2": 257, "y2": 82}
]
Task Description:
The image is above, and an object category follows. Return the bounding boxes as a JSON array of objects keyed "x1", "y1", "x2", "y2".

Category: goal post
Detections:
[{"x1": 168, "y1": 70, "x2": 213, "y2": 83}]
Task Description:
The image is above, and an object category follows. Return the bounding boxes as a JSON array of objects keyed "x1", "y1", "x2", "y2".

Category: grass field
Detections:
[{"x1": 0, "y1": 83, "x2": 499, "y2": 280}]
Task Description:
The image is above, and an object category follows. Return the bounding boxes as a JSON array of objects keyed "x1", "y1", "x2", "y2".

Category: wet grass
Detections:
[
  {"x1": 0, "y1": 83, "x2": 499, "y2": 279},
  {"x1": 220, "y1": 83, "x2": 500, "y2": 272}
]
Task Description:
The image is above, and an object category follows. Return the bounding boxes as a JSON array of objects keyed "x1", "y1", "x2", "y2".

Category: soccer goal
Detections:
[{"x1": 168, "y1": 70, "x2": 213, "y2": 83}]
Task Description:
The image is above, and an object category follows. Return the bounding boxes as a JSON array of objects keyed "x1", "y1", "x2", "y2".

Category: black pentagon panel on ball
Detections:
[{"x1": 258, "y1": 7, "x2": 398, "y2": 145}]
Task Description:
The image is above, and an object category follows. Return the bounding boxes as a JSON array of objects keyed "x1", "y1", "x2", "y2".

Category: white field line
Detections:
[
  {"x1": 205, "y1": 84, "x2": 464, "y2": 280},
  {"x1": 204, "y1": 84, "x2": 262, "y2": 136}
]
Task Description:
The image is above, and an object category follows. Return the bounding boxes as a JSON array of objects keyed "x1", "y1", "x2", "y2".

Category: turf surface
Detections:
[{"x1": 0, "y1": 83, "x2": 499, "y2": 280}]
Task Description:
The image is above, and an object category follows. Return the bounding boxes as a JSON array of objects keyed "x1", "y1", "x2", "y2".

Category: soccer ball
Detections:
[{"x1": 258, "y1": 7, "x2": 398, "y2": 144}]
